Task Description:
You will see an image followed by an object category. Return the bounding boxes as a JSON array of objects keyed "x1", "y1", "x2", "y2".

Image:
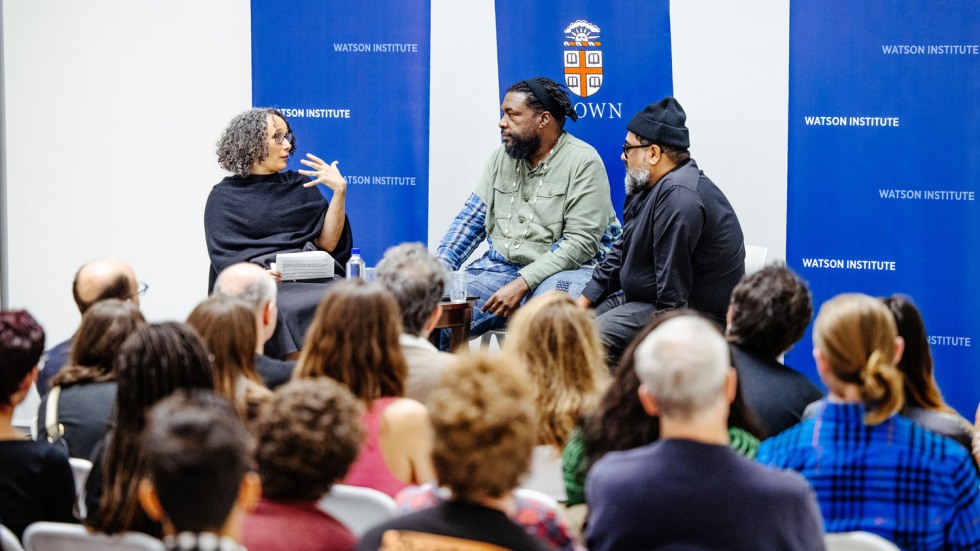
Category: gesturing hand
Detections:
[
  {"x1": 299, "y1": 153, "x2": 347, "y2": 193},
  {"x1": 481, "y1": 276, "x2": 531, "y2": 319}
]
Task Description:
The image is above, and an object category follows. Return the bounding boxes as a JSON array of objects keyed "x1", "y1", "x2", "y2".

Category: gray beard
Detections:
[{"x1": 625, "y1": 167, "x2": 651, "y2": 195}]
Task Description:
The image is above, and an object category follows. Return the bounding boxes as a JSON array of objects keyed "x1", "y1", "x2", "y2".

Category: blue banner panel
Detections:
[
  {"x1": 494, "y1": 0, "x2": 673, "y2": 220},
  {"x1": 786, "y1": 1, "x2": 980, "y2": 417},
  {"x1": 251, "y1": 1, "x2": 430, "y2": 265}
]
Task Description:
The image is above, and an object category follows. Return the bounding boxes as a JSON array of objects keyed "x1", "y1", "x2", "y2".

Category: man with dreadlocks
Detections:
[{"x1": 436, "y1": 77, "x2": 620, "y2": 342}]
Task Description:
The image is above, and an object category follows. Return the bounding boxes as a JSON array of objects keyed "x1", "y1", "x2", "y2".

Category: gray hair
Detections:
[
  {"x1": 376, "y1": 243, "x2": 448, "y2": 336},
  {"x1": 634, "y1": 315, "x2": 730, "y2": 419},
  {"x1": 216, "y1": 107, "x2": 295, "y2": 177},
  {"x1": 213, "y1": 264, "x2": 277, "y2": 312}
]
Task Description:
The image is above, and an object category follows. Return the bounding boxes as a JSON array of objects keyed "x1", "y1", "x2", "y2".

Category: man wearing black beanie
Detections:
[{"x1": 577, "y1": 97, "x2": 745, "y2": 362}]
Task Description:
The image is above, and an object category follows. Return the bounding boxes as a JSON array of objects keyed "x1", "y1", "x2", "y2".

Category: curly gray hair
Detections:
[
  {"x1": 216, "y1": 107, "x2": 296, "y2": 177},
  {"x1": 376, "y1": 243, "x2": 448, "y2": 336}
]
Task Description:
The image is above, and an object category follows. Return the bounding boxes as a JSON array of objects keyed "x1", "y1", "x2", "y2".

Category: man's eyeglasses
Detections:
[
  {"x1": 273, "y1": 131, "x2": 294, "y2": 145},
  {"x1": 137, "y1": 282, "x2": 149, "y2": 297},
  {"x1": 622, "y1": 142, "x2": 652, "y2": 156}
]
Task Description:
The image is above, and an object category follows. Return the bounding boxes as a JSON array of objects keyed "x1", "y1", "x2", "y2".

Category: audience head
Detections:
[
  {"x1": 138, "y1": 390, "x2": 258, "y2": 537},
  {"x1": 427, "y1": 353, "x2": 537, "y2": 502},
  {"x1": 376, "y1": 242, "x2": 448, "y2": 338},
  {"x1": 880, "y1": 295, "x2": 950, "y2": 412},
  {"x1": 88, "y1": 322, "x2": 217, "y2": 535},
  {"x1": 727, "y1": 265, "x2": 813, "y2": 358},
  {"x1": 72, "y1": 257, "x2": 141, "y2": 315},
  {"x1": 0, "y1": 310, "x2": 45, "y2": 408},
  {"x1": 296, "y1": 280, "x2": 407, "y2": 402},
  {"x1": 51, "y1": 299, "x2": 145, "y2": 389},
  {"x1": 186, "y1": 295, "x2": 263, "y2": 414},
  {"x1": 217, "y1": 107, "x2": 295, "y2": 177},
  {"x1": 213, "y1": 262, "x2": 278, "y2": 349},
  {"x1": 813, "y1": 293, "x2": 904, "y2": 425},
  {"x1": 502, "y1": 292, "x2": 609, "y2": 448},
  {"x1": 583, "y1": 310, "x2": 761, "y2": 471},
  {"x1": 634, "y1": 314, "x2": 735, "y2": 422},
  {"x1": 252, "y1": 379, "x2": 364, "y2": 501}
]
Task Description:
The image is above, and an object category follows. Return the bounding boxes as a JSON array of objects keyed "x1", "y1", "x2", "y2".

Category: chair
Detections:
[
  {"x1": 824, "y1": 531, "x2": 901, "y2": 551},
  {"x1": 744, "y1": 244, "x2": 768, "y2": 274},
  {"x1": 519, "y1": 445, "x2": 567, "y2": 502},
  {"x1": 479, "y1": 329, "x2": 507, "y2": 350},
  {"x1": 317, "y1": 484, "x2": 397, "y2": 537},
  {"x1": 22, "y1": 522, "x2": 164, "y2": 551},
  {"x1": 0, "y1": 525, "x2": 24, "y2": 551},
  {"x1": 68, "y1": 458, "x2": 93, "y2": 519}
]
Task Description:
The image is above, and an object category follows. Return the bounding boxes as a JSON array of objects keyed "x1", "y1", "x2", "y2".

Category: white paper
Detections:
[{"x1": 274, "y1": 251, "x2": 334, "y2": 281}]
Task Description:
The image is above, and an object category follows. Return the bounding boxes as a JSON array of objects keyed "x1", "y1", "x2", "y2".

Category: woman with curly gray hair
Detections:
[{"x1": 205, "y1": 108, "x2": 353, "y2": 359}]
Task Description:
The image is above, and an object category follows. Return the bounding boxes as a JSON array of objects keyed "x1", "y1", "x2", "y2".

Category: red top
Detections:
[
  {"x1": 241, "y1": 499, "x2": 355, "y2": 551},
  {"x1": 342, "y1": 397, "x2": 409, "y2": 497}
]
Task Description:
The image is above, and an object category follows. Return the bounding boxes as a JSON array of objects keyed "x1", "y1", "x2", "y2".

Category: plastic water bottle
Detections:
[{"x1": 345, "y1": 248, "x2": 365, "y2": 280}]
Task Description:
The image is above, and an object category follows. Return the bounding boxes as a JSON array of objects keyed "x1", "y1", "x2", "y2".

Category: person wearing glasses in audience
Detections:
[
  {"x1": 577, "y1": 97, "x2": 745, "y2": 364},
  {"x1": 37, "y1": 256, "x2": 146, "y2": 393},
  {"x1": 205, "y1": 108, "x2": 353, "y2": 360}
]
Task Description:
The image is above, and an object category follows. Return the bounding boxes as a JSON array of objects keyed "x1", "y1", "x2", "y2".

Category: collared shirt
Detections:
[
  {"x1": 758, "y1": 401, "x2": 980, "y2": 550},
  {"x1": 437, "y1": 132, "x2": 620, "y2": 289}
]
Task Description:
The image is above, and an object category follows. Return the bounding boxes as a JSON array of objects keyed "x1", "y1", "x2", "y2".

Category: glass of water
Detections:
[{"x1": 450, "y1": 270, "x2": 467, "y2": 303}]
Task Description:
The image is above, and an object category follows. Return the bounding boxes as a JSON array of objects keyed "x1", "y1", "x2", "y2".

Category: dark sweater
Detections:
[
  {"x1": 730, "y1": 345, "x2": 824, "y2": 437},
  {"x1": 0, "y1": 439, "x2": 77, "y2": 540}
]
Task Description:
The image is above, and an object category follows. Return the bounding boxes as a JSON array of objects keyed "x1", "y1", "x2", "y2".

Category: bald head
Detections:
[
  {"x1": 213, "y1": 263, "x2": 278, "y2": 351},
  {"x1": 213, "y1": 263, "x2": 277, "y2": 309},
  {"x1": 72, "y1": 257, "x2": 139, "y2": 314}
]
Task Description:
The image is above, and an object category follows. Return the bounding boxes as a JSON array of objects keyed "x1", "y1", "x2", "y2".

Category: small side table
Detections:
[{"x1": 430, "y1": 297, "x2": 477, "y2": 352}]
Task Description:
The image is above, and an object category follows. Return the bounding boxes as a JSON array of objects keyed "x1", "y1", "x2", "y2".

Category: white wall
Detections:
[
  {"x1": 2, "y1": 0, "x2": 789, "y2": 348},
  {"x1": 2, "y1": 0, "x2": 252, "y2": 344}
]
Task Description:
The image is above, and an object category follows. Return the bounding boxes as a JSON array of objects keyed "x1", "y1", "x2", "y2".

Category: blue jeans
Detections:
[{"x1": 440, "y1": 254, "x2": 595, "y2": 349}]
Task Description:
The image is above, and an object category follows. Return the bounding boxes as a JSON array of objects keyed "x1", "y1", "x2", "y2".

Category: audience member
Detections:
[
  {"x1": 35, "y1": 299, "x2": 145, "y2": 459},
  {"x1": 577, "y1": 97, "x2": 744, "y2": 363},
  {"x1": 187, "y1": 295, "x2": 272, "y2": 419},
  {"x1": 759, "y1": 293, "x2": 980, "y2": 549},
  {"x1": 242, "y1": 379, "x2": 363, "y2": 551},
  {"x1": 38, "y1": 257, "x2": 142, "y2": 392},
  {"x1": 563, "y1": 310, "x2": 763, "y2": 508},
  {"x1": 376, "y1": 243, "x2": 454, "y2": 403},
  {"x1": 504, "y1": 293, "x2": 608, "y2": 451},
  {"x1": 586, "y1": 315, "x2": 824, "y2": 551},
  {"x1": 206, "y1": 108, "x2": 353, "y2": 360},
  {"x1": 436, "y1": 77, "x2": 620, "y2": 342},
  {"x1": 358, "y1": 353, "x2": 550, "y2": 551},
  {"x1": 0, "y1": 310, "x2": 76, "y2": 541},
  {"x1": 726, "y1": 265, "x2": 823, "y2": 437},
  {"x1": 883, "y1": 294, "x2": 974, "y2": 450},
  {"x1": 213, "y1": 262, "x2": 295, "y2": 389},
  {"x1": 138, "y1": 390, "x2": 258, "y2": 551},
  {"x1": 86, "y1": 322, "x2": 216, "y2": 537},
  {"x1": 295, "y1": 280, "x2": 435, "y2": 496}
]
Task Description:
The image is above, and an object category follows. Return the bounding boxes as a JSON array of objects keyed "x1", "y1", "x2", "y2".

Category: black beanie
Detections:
[{"x1": 626, "y1": 97, "x2": 690, "y2": 149}]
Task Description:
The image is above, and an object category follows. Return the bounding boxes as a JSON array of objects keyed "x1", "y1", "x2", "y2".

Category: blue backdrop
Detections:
[
  {"x1": 494, "y1": 0, "x2": 673, "y2": 220},
  {"x1": 250, "y1": 1, "x2": 431, "y2": 266},
  {"x1": 786, "y1": 0, "x2": 980, "y2": 417}
]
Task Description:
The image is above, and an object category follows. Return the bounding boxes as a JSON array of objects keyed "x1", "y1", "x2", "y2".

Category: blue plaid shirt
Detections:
[{"x1": 758, "y1": 401, "x2": 980, "y2": 550}]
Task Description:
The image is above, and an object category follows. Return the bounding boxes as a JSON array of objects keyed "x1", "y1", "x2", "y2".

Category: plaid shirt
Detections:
[{"x1": 758, "y1": 401, "x2": 980, "y2": 550}]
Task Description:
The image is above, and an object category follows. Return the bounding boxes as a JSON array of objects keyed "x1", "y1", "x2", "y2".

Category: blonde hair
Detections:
[
  {"x1": 814, "y1": 293, "x2": 904, "y2": 425},
  {"x1": 502, "y1": 292, "x2": 609, "y2": 449}
]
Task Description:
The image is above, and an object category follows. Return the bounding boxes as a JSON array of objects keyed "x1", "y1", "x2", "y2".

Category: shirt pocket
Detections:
[
  {"x1": 491, "y1": 177, "x2": 519, "y2": 214},
  {"x1": 532, "y1": 178, "x2": 569, "y2": 227}
]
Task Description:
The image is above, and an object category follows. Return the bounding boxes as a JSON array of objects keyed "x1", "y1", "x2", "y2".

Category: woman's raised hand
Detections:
[{"x1": 299, "y1": 153, "x2": 347, "y2": 193}]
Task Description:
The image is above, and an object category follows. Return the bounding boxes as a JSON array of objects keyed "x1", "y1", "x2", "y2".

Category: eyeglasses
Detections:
[
  {"x1": 622, "y1": 142, "x2": 652, "y2": 156},
  {"x1": 137, "y1": 282, "x2": 149, "y2": 297},
  {"x1": 272, "y1": 131, "x2": 294, "y2": 145}
]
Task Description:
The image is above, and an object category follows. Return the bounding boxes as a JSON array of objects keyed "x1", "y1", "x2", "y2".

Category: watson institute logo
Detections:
[{"x1": 563, "y1": 20, "x2": 603, "y2": 98}]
